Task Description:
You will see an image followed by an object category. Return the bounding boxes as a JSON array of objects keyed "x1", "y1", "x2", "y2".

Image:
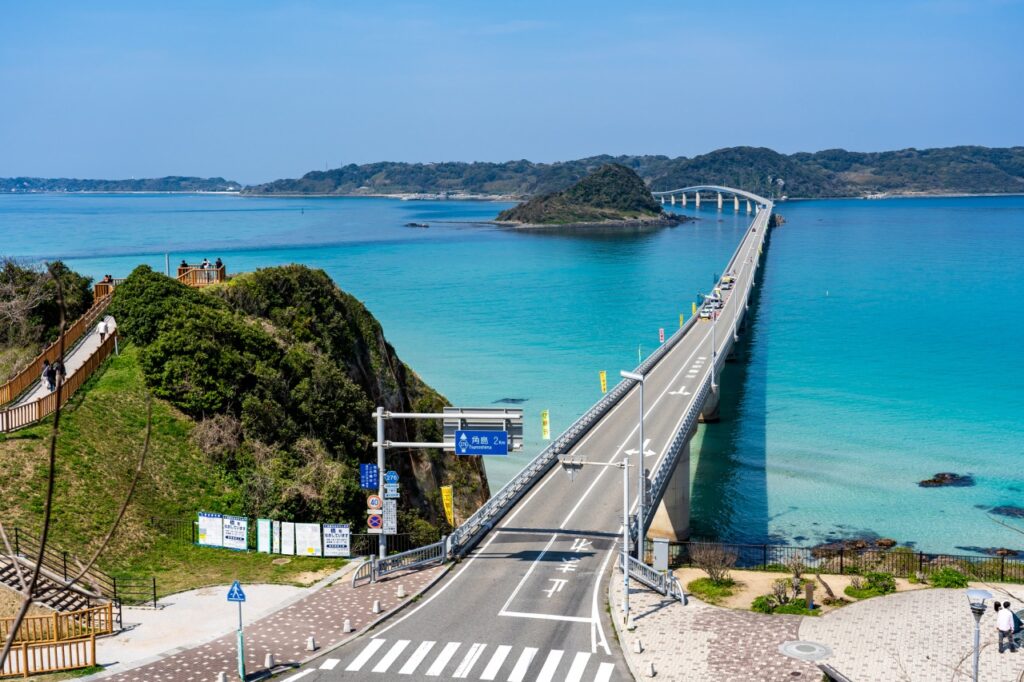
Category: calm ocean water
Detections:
[{"x1": 1, "y1": 192, "x2": 1022, "y2": 554}]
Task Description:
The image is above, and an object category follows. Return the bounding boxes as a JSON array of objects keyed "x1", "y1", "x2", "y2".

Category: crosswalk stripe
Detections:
[
  {"x1": 398, "y1": 640, "x2": 436, "y2": 675},
  {"x1": 507, "y1": 647, "x2": 538, "y2": 682},
  {"x1": 535, "y1": 649, "x2": 564, "y2": 682},
  {"x1": 564, "y1": 651, "x2": 591, "y2": 682},
  {"x1": 452, "y1": 642, "x2": 487, "y2": 678},
  {"x1": 345, "y1": 638, "x2": 386, "y2": 672},
  {"x1": 594, "y1": 661, "x2": 615, "y2": 682},
  {"x1": 319, "y1": 658, "x2": 340, "y2": 670},
  {"x1": 480, "y1": 645, "x2": 512, "y2": 680},
  {"x1": 425, "y1": 641, "x2": 461, "y2": 676},
  {"x1": 372, "y1": 639, "x2": 410, "y2": 673}
]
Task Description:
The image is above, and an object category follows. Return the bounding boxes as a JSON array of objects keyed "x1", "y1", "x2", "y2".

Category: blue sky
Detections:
[{"x1": 1, "y1": 1, "x2": 1021, "y2": 184}]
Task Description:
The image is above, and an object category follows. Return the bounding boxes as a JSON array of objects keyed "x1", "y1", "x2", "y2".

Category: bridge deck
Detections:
[{"x1": 304, "y1": 200, "x2": 772, "y2": 681}]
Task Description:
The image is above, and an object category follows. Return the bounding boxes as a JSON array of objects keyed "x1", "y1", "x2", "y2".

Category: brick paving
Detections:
[
  {"x1": 609, "y1": 576, "x2": 819, "y2": 681},
  {"x1": 98, "y1": 563, "x2": 444, "y2": 682}
]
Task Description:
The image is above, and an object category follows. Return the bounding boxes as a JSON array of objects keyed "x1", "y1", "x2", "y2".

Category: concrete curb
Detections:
[
  {"x1": 284, "y1": 561, "x2": 454, "y2": 673},
  {"x1": 607, "y1": 573, "x2": 644, "y2": 682},
  {"x1": 81, "y1": 560, "x2": 361, "y2": 681}
]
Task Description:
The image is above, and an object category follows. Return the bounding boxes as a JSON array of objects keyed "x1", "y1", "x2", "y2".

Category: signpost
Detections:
[
  {"x1": 383, "y1": 470, "x2": 400, "y2": 499},
  {"x1": 454, "y1": 429, "x2": 509, "y2": 456},
  {"x1": 383, "y1": 499, "x2": 397, "y2": 535},
  {"x1": 227, "y1": 581, "x2": 246, "y2": 681},
  {"x1": 359, "y1": 463, "x2": 379, "y2": 490}
]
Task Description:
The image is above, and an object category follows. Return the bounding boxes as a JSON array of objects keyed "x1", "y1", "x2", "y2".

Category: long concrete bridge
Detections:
[{"x1": 301, "y1": 186, "x2": 773, "y2": 681}]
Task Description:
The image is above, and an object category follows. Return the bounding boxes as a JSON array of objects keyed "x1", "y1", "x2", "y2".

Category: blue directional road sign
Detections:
[
  {"x1": 227, "y1": 580, "x2": 246, "y2": 603},
  {"x1": 455, "y1": 430, "x2": 509, "y2": 456},
  {"x1": 384, "y1": 470, "x2": 399, "y2": 485},
  {"x1": 359, "y1": 463, "x2": 379, "y2": 490}
]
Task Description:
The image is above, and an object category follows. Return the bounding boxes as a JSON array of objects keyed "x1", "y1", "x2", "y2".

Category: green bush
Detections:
[
  {"x1": 774, "y1": 602, "x2": 819, "y2": 616},
  {"x1": 864, "y1": 572, "x2": 897, "y2": 594},
  {"x1": 109, "y1": 265, "x2": 213, "y2": 345},
  {"x1": 751, "y1": 595, "x2": 776, "y2": 613},
  {"x1": 929, "y1": 567, "x2": 969, "y2": 588},
  {"x1": 687, "y1": 577, "x2": 736, "y2": 605}
]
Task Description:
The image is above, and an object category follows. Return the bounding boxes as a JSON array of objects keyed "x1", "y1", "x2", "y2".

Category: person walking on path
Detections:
[
  {"x1": 97, "y1": 318, "x2": 108, "y2": 343},
  {"x1": 41, "y1": 360, "x2": 53, "y2": 392},
  {"x1": 998, "y1": 600, "x2": 1017, "y2": 653},
  {"x1": 44, "y1": 361, "x2": 57, "y2": 393},
  {"x1": 54, "y1": 360, "x2": 66, "y2": 386}
]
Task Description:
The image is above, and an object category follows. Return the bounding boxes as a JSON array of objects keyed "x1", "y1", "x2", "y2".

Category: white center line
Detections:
[
  {"x1": 479, "y1": 645, "x2": 511, "y2": 680},
  {"x1": 425, "y1": 642, "x2": 461, "y2": 677},
  {"x1": 372, "y1": 639, "x2": 410, "y2": 673},
  {"x1": 535, "y1": 649, "x2": 564, "y2": 682},
  {"x1": 398, "y1": 640, "x2": 436, "y2": 675},
  {"x1": 508, "y1": 647, "x2": 538, "y2": 682},
  {"x1": 345, "y1": 638, "x2": 386, "y2": 672},
  {"x1": 452, "y1": 642, "x2": 487, "y2": 678},
  {"x1": 564, "y1": 651, "x2": 592, "y2": 682}
]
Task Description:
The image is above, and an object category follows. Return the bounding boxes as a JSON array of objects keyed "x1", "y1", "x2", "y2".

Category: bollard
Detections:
[
  {"x1": 264, "y1": 653, "x2": 275, "y2": 669},
  {"x1": 372, "y1": 599, "x2": 381, "y2": 614},
  {"x1": 397, "y1": 584, "x2": 407, "y2": 598},
  {"x1": 646, "y1": 662, "x2": 657, "y2": 678},
  {"x1": 306, "y1": 636, "x2": 318, "y2": 652},
  {"x1": 216, "y1": 673, "x2": 227, "y2": 682},
  {"x1": 342, "y1": 618, "x2": 352, "y2": 633},
  {"x1": 633, "y1": 639, "x2": 643, "y2": 654}
]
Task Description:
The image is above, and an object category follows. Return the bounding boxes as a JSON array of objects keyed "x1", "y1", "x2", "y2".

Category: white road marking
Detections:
[
  {"x1": 508, "y1": 647, "x2": 538, "y2": 682},
  {"x1": 498, "y1": 611, "x2": 593, "y2": 622},
  {"x1": 319, "y1": 658, "x2": 340, "y2": 670},
  {"x1": 543, "y1": 578, "x2": 568, "y2": 597},
  {"x1": 535, "y1": 649, "x2": 564, "y2": 682},
  {"x1": 498, "y1": 533, "x2": 558, "y2": 615},
  {"x1": 590, "y1": 541, "x2": 615, "y2": 655},
  {"x1": 425, "y1": 641, "x2": 461, "y2": 676},
  {"x1": 345, "y1": 638, "x2": 386, "y2": 672},
  {"x1": 372, "y1": 639, "x2": 410, "y2": 673},
  {"x1": 594, "y1": 661, "x2": 616, "y2": 682},
  {"x1": 398, "y1": 640, "x2": 435, "y2": 675},
  {"x1": 565, "y1": 651, "x2": 592, "y2": 682},
  {"x1": 479, "y1": 644, "x2": 511, "y2": 680},
  {"x1": 452, "y1": 642, "x2": 487, "y2": 678},
  {"x1": 281, "y1": 671, "x2": 314, "y2": 682}
]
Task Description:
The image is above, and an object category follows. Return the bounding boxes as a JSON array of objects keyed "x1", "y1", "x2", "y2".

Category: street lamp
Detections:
[
  {"x1": 620, "y1": 370, "x2": 646, "y2": 561},
  {"x1": 560, "y1": 455, "x2": 632, "y2": 623},
  {"x1": 967, "y1": 588, "x2": 993, "y2": 682}
]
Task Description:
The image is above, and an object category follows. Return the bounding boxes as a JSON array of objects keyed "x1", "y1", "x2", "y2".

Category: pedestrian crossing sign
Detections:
[{"x1": 226, "y1": 580, "x2": 246, "y2": 602}]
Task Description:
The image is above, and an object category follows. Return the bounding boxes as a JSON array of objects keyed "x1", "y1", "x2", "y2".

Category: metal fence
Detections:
[{"x1": 657, "y1": 541, "x2": 1024, "y2": 584}]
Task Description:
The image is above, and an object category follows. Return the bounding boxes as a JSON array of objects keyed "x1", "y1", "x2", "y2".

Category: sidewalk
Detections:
[
  {"x1": 12, "y1": 315, "x2": 117, "y2": 407},
  {"x1": 91, "y1": 562, "x2": 445, "y2": 682}
]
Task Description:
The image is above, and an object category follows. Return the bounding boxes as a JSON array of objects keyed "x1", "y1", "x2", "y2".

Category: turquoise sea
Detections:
[{"x1": 2, "y1": 193, "x2": 1022, "y2": 555}]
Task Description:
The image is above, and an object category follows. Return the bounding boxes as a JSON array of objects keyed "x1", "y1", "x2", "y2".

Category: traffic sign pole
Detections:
[{"x1": 376, "y1": 407, "x2": 386, "y2": 560}]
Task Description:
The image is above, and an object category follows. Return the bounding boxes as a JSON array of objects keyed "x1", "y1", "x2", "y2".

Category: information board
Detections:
[
  {"x1": 383, "y1": 499, "x2": 398, "y2": 535},
  {"x1": 256, "y1": 519, "x2": 271, "y2": 554},
  {"x1": 222, "y1": 515, "x2": 248, "y2": 551},
  {"x1": 295, "y1": 523, "x2": 323, "y2": 557},
  {"x1": 359, "y1": 463, "x2": 379, "y2": 490},
  {"x1": 280, "y1": 521, "x2": 296, "y2": 555},
  {"x1": 197, "y1": 512, "x2": 223, "y2": 547},
  {"x1": 323, "y1": 524, "x2": 351, "y2": 557},
  {"x1": 272, "y1": 520, "x2": 281, "y2": 554}
]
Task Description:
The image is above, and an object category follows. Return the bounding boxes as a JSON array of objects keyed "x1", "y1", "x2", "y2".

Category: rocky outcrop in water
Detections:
[{"x1": 919, "y1": 472, "x2": 975, "y2": 488}]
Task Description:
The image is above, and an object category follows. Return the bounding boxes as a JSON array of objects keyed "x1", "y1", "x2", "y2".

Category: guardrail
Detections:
[
  {"x1": 0, "y1": 293, "x2": 112, "y2": 406},
  {"x1": 0, "y1": 604, "x2": 113, "y2": 644},
  {"x1": 0, "y1": 634, "x2": 96, "y2": 678},
  {"x1": 351, "y1": 559, "x2": 375, "y2": 588},
  {"x1": 0, "y1": 331, "x2": 119, "y2": 433},
  {"x1": 620, "y1": 554, "x2": 685, "y2": 603},
  {"x1": 376, "y1": 537, "x2": 447, "y2": 579}
]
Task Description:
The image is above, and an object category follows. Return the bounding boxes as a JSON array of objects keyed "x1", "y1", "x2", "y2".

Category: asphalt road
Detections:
[{"x1": 294, "y1": 206, "x2": 771, "y2": 682}]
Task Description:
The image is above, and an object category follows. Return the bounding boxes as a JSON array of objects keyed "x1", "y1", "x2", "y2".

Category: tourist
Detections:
[
  {"x1": 44, "y1": 361, "x2": 57, "y2": 393},
  {"x1": 54, "y1": 360, "x2": 66, "y2": 385},
  {"x1": 214, "y1": 257, "x2": 223, "y2": 270},
  {"x1": 97, "y1": 318, "x2": 108, "y2": 343},
  {"x1": 201, "y1": 258, "x2": 211, "y2": 269},
  {"x1": 180, "y1": 259, "x2": 188, "y2": 269},
  {"x1": 998, "y1": 599, "x2": 1017, "y2": 652},
  {"x1": 41, "y1": 360, "x2": 53, "y2": 391}
]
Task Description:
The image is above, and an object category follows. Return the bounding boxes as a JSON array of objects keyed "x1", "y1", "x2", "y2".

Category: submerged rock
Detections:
[
  {"x1": 955, "y1": 546, "x2": 1023, "y2": 557},
  {"x1": 919, "y1": 472, "x2": 975, "y2": 488},
  {"x1": 990, "y1": 505, "x2": 1024, "y2": 518}
]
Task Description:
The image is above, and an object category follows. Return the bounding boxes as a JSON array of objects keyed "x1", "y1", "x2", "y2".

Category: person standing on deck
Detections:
[{"x1": 97, "y1": 318, "x2": 108, "y2": 343}]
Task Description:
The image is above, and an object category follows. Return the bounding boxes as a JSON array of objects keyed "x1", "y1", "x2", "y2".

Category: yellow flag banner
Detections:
[
  {"x1": 599, "y1": 370, "x2": 607, "y2": 394},
  {"x1": 541, "y1": 409, "x2": 551, "y2": 440},
  {"x1": 441, "y1": 485, "x2": 454, "y2": 526},
  {"x1": 679, "y1": 313, "x2": 684, "y2": 328},
  {"x1": 691, "y1": 301, "x2": 697, "y2": 315}
]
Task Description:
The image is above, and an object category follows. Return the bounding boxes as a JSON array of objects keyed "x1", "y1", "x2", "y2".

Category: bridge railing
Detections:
[
  {"x1": 376, "y1": 536, "x2": 447, "y2": 579},
  {"x1": 619, "y1": 553, "x2": 685, "y2": 603}
]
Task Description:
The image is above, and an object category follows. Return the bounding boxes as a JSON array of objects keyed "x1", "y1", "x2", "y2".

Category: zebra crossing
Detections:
[{"x1": 330, "y1": 638, "x2": 618, "y2": 681}]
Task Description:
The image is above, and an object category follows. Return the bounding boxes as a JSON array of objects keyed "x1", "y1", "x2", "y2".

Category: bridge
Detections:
[
  {"x1": 296, "y1": 186, "x2": 773, "y2": 681},
  {"x1": 652, "y1": 184, "x2": 769, "y2": 214}
]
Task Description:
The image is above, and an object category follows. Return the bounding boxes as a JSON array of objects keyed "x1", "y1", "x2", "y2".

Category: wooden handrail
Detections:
[
  {"x1": 0, "y1": 604, "x2": 113, "y2": 644},
  {"x1": 0, "y1": 634, "x2": 96, "y2": 678},
  {"x1": 176, "y1": 265, "x2": 226, "y2": 287},
  {"x1": 0, "y1": 294, "x2": 112, "y2": 406},
  {"x1": 0, "y1": 332, "x2": 119, "y2": 434}
]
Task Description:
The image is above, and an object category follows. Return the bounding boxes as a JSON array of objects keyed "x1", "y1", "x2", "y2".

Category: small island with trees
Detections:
[{"x1": 494, "y1": 163, "x2": 690, "y2": 230}]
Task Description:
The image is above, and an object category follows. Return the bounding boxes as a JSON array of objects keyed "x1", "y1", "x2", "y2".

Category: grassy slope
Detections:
[{"x1": 0, "y1": 346, "x2": 344, "y2": 597}]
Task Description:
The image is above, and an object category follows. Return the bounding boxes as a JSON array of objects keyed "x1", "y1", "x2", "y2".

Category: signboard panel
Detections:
[
  {"x1": 197, "y1": 512, "x2": 223, "y2": 547},
  {"x1": 455, "y1": 429, "x2": 509, "y2": 456},
  {"x1": 256, "y1": 519, "x2": 271, "y2": 554},
  {"x1": 222, "y1": 515, "x2": 248, "y2": 551},
  {"x1": 280, "y1": 521, "x2": 296, "y2": 555},
  {"x1": 295, "y1": 523, "x2": 322, "y2": 557},
  {"x1": 272, "y1": 521, "x2": 281, "y2": 554},
  {"x1": 443, "y1": 407, "x2": 523, "y2": 452},
  {"x1": 383, "y1": 499, "x2": 397, "y2": 535},
  {"x1": 359, "y1": 463, "x2": 379, "y2": 490},
  {"x1": 323, "y1": 524, "x2": 351, "y2": 557}
]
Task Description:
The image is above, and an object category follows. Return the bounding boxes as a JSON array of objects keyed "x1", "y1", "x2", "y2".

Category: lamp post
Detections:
[
  {"x1": 967, "y1": 588, "x2": 993, "y2": 682},
  {"x1": 620, "y1": 370, "x2": 646, "y2": 560},
  {"x1": 560, "y1": 455, "x2": 632, "y2": 623}
]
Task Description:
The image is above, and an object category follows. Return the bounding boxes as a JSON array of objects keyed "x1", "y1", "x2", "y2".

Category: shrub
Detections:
[
  {"x1": 687, "y1": 577, "x2": 736, "y2": 605},
  {"x1": 772, "y1": 578, "x2": 792, "y2": 604},
  {"x1": 751, "y1": 595, "x2": 776, "y2": 613},
  {"x1": 774, "y1": 601, "x2": 819, "y2": 616},
  {"x1": 929, "y1": 567, "x2": 969, "y2": 588},
  {"x1": 690, "y1": 542, "x2": 737, "y2": 584},
  {"x1": 864, "y1": 572, "x2": 897, "y2": 594},
  {"x1": 108, "y1": 265, "x2": 213, "y2": 346}
]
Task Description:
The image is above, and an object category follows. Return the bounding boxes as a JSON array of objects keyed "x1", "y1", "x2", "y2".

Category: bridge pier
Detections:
[
  {"x1": 746, "y1": 200, "x2": 752, "y2": 214},
  {"x1": 670, "y1": 194, "x2": 675, "y2": 205},
  {"x1": 648, "y1": 441, "x2": 691, "y2": 542},
  {"x1": 717, "y1": 192, "x2": 723, "y2": 211},
  {"x1": 681, "y1": 193, "x2": 687, "y2": 207},
  {"x1": 695, "y1": 192, "x2": 700, "y2": 208},
  {"x1": 733, "y1": 195, "x2": 740, "y2": 212},
  {"x1": 660, "y1": 196, "x2": 665, "y2": 205},
  {"x1": 699, "y1": 383, "x2": 720, "y2": 423}
]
